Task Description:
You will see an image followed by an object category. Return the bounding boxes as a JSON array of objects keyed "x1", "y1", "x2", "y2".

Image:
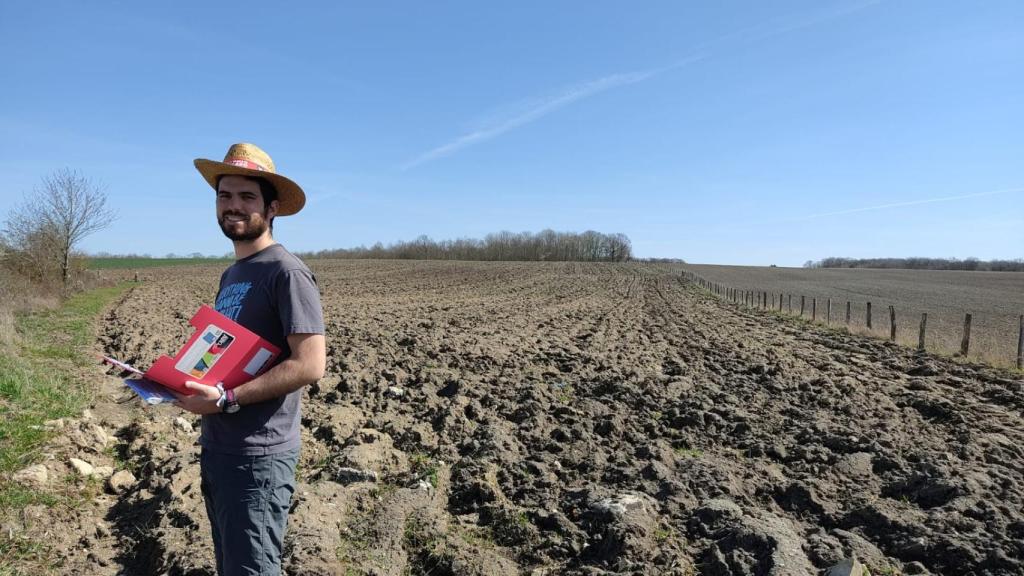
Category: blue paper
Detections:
[{"x1": 124, "y1": 378, "x2": 178, "y2": 405}]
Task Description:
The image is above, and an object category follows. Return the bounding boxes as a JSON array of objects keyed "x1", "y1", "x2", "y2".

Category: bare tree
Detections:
[{"x1": 3, "y1": 169, "x2": 115, "y2": 289}]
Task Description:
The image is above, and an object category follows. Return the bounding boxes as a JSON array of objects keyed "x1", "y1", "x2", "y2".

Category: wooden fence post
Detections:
[
  {"x1": 1017, "y1": 315, "x2": 1023, "y2": 369},
  {"x1": 867, "y1": 302, "x2": 872, "y2": 329},
  {"x1": 845, "y1": 301, "x2": 851, "y2": 325},
  {"x1": 826, "y1": 299, "x2": 831, "y2": 325},
  {"x1": 918, "y1": 313, "x2": 927, "y2": 350},
  {"x1": 779, "y1": 293, "x2": 783, "y2": 312},
  {"x1": 960, "y1": 313, "x2": 972, "y2": 355},
  {"x1": 800, "y1": 296, "x2": 805, "y2": 317},
  {"x1": 812, "y1": 298, "x2": 817, "y2": 321},
  {"x1": 889, "y1": 305, "x2": 896, "y2": 341},
  {"x1": 788, "y1": 294, "x2": 792, "y2": 313}
]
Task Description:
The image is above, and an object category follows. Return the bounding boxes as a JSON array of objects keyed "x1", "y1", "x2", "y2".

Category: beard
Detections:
[{"x1": 218, "y1": 211, "x2": 271, "y2": 242}]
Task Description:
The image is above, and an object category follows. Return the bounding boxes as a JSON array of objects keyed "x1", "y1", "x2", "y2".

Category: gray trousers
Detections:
[{"x1": 200, "y1": 448, "x2": 299, "y2": 576}]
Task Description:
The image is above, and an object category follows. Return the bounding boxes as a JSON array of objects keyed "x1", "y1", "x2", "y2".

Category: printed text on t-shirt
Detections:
[{"x1": 216, "y1": 281, "x2": 252, "y2": 321}]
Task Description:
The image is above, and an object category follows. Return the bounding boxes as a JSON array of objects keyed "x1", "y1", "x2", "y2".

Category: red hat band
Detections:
[{"x1": 225, "y1": 158, "x2": 269, "y2": 172}]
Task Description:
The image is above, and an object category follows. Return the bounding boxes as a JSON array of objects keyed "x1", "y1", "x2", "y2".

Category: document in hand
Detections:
[{"x1": 105, "y1": 305, "x2": 281, "y2": 404}]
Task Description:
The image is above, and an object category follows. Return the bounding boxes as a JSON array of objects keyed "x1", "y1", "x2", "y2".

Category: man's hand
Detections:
[{"x1": 174, "y1": 381, "x2": 222, "y2": 415}]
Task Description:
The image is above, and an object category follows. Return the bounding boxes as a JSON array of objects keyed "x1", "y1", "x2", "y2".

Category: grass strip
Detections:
[{"x1": 0, "y1": 283, "x2": 132, "y2": 571}]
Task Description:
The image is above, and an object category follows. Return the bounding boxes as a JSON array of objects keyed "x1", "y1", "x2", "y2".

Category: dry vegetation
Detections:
[
  {"x1": 12, "y1": 260, "x2": 1020, "y2": 575},
  {"x1": 685, "y1": 264, "x2": 1024, "y2": 368}
]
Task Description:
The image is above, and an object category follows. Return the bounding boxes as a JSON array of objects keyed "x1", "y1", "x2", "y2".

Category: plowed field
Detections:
[{"x1": 48, "y1": 261, "x2": 1024, "y2": 575}]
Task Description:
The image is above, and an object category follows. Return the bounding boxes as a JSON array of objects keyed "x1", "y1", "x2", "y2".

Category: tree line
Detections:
[
  {"x1": 301, "y1": 230, "x2": 633, "y2": 262},
  {"x1": 803, "y1": 257, "x2": 1024, "y2": 272}
]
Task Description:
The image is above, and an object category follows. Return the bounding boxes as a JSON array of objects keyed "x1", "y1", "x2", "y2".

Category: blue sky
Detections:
[{"x1": 1, "y1": 0, "x2": 1021, "y2": 265}]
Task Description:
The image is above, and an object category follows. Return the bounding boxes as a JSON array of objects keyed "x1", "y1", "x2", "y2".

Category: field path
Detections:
[{"x1": 52, "y1": 261, "x2": 1024, "y2": 575}]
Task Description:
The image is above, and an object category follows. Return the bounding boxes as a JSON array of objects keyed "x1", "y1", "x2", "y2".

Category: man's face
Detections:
[{"x1": 216, "y1": 175, "x2": 278, "y2": 242}]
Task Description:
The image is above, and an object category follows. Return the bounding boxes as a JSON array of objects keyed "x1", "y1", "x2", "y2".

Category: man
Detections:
[{"x1": 176, "y1": 142, "x2": 326, "y2": 576}]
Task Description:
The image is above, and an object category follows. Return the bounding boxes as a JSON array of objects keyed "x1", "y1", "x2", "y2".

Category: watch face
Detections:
[{"x1": 225, "y1": 402, "x2": 240, "y2": 414}]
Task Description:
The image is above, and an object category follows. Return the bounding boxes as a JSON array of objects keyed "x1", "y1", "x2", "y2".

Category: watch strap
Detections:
[{"x1": 215, "y1": 382, "x2": 228, "y2": 410}]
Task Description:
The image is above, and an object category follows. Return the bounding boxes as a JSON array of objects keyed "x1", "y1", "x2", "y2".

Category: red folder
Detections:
[{"x1": 142, "y1": 305, "x2": 281, "y2": 395}]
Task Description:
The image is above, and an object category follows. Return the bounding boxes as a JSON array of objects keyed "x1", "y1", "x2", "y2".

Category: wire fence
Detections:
[{"x1": 681, "y1": 270, "x2": 1024, "y2": 370}]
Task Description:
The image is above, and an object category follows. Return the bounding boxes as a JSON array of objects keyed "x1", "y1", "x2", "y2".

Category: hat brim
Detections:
[{"x1": 194, "y1": 159, "x2": 306, "y2": 216}]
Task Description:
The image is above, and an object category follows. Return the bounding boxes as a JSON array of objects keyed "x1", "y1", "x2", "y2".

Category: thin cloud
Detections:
[
  {"x1": 400, "y1": 65, "x2": 686, "y2": 171},
  {"x1": 401, "y1": 1, "x2": 882, "y2": 170},
  {"x1": 792, "y1": 187, "x2": 1024, "y2": 221}
]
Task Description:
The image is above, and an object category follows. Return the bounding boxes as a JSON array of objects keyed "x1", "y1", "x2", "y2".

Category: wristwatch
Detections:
[{"x1": 216, "y1": 383, "x2": 241, "y2": 414}]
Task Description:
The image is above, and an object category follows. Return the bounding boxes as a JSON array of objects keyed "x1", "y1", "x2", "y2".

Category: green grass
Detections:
[
  {"x1": 0, "y1": 533, "x2": 59, "y2": 575},
  {"x1": 0, "y1": 282, "x2": 133, "y2": 571},
  {"x1": 409, "y1": 453, "x2": 440, "y2": 488},
  {"x1": 87, "y1": 257, "x2": 231, "y2": 270},
  {"x1": 674, "y1": 446, "x2": 703, "y2": 458}
]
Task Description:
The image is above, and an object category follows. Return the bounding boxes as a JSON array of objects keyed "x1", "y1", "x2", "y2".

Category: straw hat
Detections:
[{"x1": 194, "y1": 143, "x2": 305, "y2": 216}]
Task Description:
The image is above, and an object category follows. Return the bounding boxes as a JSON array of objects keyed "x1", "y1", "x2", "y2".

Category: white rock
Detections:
[
  {"x1": 174, "y1": 417, "x2": 193, "y2": 433},
  {"x1": 386, "y1": 386, "x2": 405, "y2": 398},
  {"x1": 93, "y1": 465, "x2": 114, "y2": 479},
  {"x1": 826, "y1": 558, "x2": 869, "y2": 576},
  {"x1": 592, "y1": 493, "x2": 647, "y2": 517},
  {"x1": 82, "y1": 409, "x2": 94, "y2": 420},
  {"x1": 107, "y1": 470, "x2": 136, "y2": 494},
  {"x1": 12, "y1": 464, "x2": 49, "y2": 489},
  {"x1": 69, "y1": 458, "x2": 94, "y2": 477},
  {"x1": 332, "y1": 466, "x2": 378, "y2": 484}
]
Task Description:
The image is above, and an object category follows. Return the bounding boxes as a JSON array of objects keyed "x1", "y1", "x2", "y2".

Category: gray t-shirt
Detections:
[{"x1": 201, "y1": 243, "x2": 325, "y2": 455}]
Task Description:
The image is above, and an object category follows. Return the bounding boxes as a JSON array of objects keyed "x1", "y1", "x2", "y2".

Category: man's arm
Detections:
[
  {"x1": 235, "y1": 333, "x2": 325, "y2": 405},
  {"x1": 176, "y1": 332, "x2": 326, "y2": 414}
]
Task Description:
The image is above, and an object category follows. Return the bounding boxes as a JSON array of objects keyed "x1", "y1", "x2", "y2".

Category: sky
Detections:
[{"x1": 0, "y1": 0, "x2": 1021, "y2": 266}]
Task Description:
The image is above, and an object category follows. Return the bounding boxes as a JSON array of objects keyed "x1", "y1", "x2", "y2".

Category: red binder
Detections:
[{"x1": 136, "y1": 305, "x2": 280, "y2": 395}]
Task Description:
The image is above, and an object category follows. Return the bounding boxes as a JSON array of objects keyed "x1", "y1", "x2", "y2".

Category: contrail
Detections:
[
  {"x1": 401, "y1": 1, "x2": 882, "y2": 170},
  {"x1": 792, "y1": 187, "x2": 1024, "y2": 221},
  {"x1": 400, "y1": 65, "x2": 686, "y2": 171}
]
